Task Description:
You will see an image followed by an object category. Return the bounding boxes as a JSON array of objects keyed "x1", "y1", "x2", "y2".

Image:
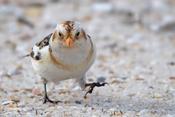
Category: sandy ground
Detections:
[{"x1": 0, "y1": 0, "x2": 175, "y2": 116}]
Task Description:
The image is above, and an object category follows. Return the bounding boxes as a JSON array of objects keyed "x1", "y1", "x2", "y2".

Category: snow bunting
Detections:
[{"x1": 29, "y1": 21, "x2": 107, "y2": 103}]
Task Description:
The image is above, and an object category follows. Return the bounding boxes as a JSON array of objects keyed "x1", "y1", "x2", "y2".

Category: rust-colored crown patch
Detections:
[{"x1": 62, "y1": 21, "x2": 74, "y2": 33}]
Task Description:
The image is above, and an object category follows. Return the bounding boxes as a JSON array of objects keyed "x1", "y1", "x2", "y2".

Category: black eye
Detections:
[
  {"x1": 76, "y1": 32, "x2": 80, "y2": 36},
  {"x1": 59, "y1": 32, "x2": 63, "y2": 37}
]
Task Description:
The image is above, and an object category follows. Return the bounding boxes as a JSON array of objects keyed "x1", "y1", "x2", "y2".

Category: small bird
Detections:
[{"x1": 29, "y1": 21, "x2": 107, "y2": 104}]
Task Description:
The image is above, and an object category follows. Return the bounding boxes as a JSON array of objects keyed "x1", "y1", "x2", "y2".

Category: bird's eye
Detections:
[
  {"x1": 59, "y1": 32, "x2": 63, "y2": 37},
  {"x1": 76, "y1": 32, "x2": 80, "y2": 37}
]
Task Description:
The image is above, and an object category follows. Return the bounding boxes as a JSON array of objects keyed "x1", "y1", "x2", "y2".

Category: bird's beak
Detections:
[{"x1": 64, "y1": 37, "x2": 74, "y2": 48}]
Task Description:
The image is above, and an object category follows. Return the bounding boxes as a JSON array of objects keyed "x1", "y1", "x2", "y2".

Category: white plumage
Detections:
[
  {"x1": 31, "y1": 34, "x2": 96, "y2": 85},
  {"x1": 30, "y1": 21, "x2": 99, "y2": 103}
]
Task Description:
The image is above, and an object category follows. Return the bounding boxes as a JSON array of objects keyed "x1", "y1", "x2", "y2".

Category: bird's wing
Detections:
[
  {"x1": 30, "y1": 33, "x2": 53, "y2": 59},
  {"x1": 21, "y1": 33, "x2": 53, "y2": 59},
  {"x1": 35, "y1": 33, "x2": 53, "y2": 49}
]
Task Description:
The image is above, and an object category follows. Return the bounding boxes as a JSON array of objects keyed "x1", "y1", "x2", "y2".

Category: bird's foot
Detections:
[
  {"x1": 84, "y1": 82, "x2": 108, "y2": 98},
  {"x1": 43, "y1": 95, "x2": 62, "y2": 104}
]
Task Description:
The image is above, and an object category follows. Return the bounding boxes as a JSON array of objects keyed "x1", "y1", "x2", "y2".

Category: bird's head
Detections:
[{"x1": 50, "y1": 21, "x2": 88, "y2": 49}]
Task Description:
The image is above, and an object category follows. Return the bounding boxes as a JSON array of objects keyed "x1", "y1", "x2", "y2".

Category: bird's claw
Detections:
[
  {"x1": 84, "y1": 82, "x2": 108, "y2": 99},
  {"x1": 43, "y1": 95, "x2": 62, "y2": 104}
]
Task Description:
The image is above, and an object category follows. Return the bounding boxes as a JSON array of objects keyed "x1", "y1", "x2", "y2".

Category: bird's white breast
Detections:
[{"x1": 31, "y1": 39, "x2": 95, "y2": 83}]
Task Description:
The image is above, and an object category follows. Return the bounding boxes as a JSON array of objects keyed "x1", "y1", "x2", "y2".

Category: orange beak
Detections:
[{"x1": 64, "y1": 37, "x2": 74, "y2": 47}]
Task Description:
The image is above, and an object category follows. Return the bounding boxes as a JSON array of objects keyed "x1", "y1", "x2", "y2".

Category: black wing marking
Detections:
[
  {"x1": 21, "y1": 33, "x2": 53, "y2": 60},
  {"x1": 36, "y1": 33, "x2": 53, "y2": 49},
  {"x1": 29, "y1": 33, "x2": 52, "y2": 60}
]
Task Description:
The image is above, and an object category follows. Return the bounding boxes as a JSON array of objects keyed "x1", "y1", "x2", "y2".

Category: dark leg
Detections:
[
  {"x1": 43, "y1": 82, "x2": 61, "y2": 104},
  {"x1": 84, "y1": 82, "x2": 108, "y2": 98}
]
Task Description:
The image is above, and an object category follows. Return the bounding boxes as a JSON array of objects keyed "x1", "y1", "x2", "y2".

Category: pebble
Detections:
[
  {"x1": 75, "y1": 100, "x2": 81, "y2": 104},
  {"x1": 2, "y1": 100, "x2": 14, "y2": 106},
  {"x1": 9, "y1": 95, "x2": 20, "y2": 103},
  {"x1": 32, "y1": 87, "x2": 42, "y2": 96},
  {"x1": 150, "y1": 16, "x2": 175, "y2": 32}
]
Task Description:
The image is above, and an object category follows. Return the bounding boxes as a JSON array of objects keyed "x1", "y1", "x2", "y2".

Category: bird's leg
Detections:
[
  {"x1": 43, "y1": 81, "x2": 61, "y2": 104},
  {"x1": 84, "y1": 82, "x2": 108, "y2": 98}
]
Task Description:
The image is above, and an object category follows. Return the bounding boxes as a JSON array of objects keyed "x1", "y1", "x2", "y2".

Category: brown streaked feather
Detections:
[
  {"x1": 36, "y1": 33, "x2": 52, "y2": 49},
  {"x1": 62, "y1": 21, "x2": 74, "y2": 33},
  {"x1": 51, "y1": 31, "x2": 58, "y2": 42}
]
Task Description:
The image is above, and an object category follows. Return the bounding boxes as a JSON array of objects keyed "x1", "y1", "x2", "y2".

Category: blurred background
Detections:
[{"x1": 0, "y1": 0, "x2": 175, "y2": 116}]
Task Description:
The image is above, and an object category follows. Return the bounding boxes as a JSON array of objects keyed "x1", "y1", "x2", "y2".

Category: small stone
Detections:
[
  {"x1": 110, "y1": 110, "x2": 123, "y2": 116},
  {"x1": 153, "y1": 93, "x2": 162, "y2": 99},
  {"x1": 8, "y1": 102, "x2": 17, "y2": 108},
  {"x1": 64, "y1": 101, "x2": 70, "y2": 104},
  {"x1": 17, "y1": 16, "x2": 34, "y2": 28},
  {"x1": 32, "y1": 87, "x2": 42, "y2": 96},
  {"x1": 75, "y1": 100, "x2": 81, "y2": 104},
  {"x1": 2, "y1": 100, "x2": 14, "y2": 105},
  {"x1": 4, "y1": 40, "x2": 17, "y2": 50},
  {"x1": 59, "y1": 90, "x2": 71, "y2": 95},
  {"x1": 134, "y1": 76, "x2": 144, "y2": 81},
  {"x1": 97, "y1": 76, "x2": 106, "y2": 83},
  {"x1": 169, "y1": 77, "x2": 175, "y2": 80},
  {"x1": 24, "y1": 5, "x2": 43, "y2": 18},
  {"x1": 9, "y1": 95, "x2": 20, "y2": 103},
  {"x1": 168, "y1": 62, "x2": 175, "y2": 66},
  {"x1": 111, "y1": 79, "x2": 121, "y2": 84}
]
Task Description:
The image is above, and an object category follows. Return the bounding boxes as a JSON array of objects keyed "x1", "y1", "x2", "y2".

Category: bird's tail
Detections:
[{"x1": 19, "y1": 53, "x2": 31, "y2": 59}]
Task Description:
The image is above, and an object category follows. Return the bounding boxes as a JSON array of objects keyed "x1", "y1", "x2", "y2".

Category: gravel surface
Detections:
[{"x1": 0, "y1": 0, "x2": 175, "y2": 116}]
